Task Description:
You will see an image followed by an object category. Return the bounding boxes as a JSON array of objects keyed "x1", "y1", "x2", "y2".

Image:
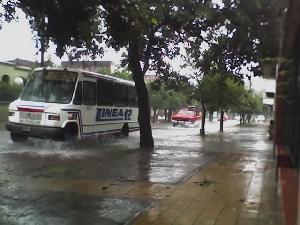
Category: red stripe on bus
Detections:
[{"x1": 17, "y1": 107, "x2": 45, "y2": 112}]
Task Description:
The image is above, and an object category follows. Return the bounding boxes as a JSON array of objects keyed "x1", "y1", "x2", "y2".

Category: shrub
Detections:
[{"x1": 0, "y1": 83, "x2": 23, "y2": 102}]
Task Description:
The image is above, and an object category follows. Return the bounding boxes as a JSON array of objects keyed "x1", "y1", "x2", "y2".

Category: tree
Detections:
[
  {"x1": 112, "y1": 69, "x2": 133, "y2": 81},
  {"x1": 196, "y1": 74, "x2": 242, "y2": 133},
  {"x1": 164, "y1": 89, "x2": 187, "y2": 122},
  {"x1": 15, "y1": 0, "x2": 220, "y2": 148},
  {"x1": 97, "y1": 67, "x2": 133, "y2": 81},
  {"x1": 149, "y1": 84, "x2": 187, "y2": 123},
  {"x1": 0, "y1": 0, "x2": 17, "y2": 29},
  {"x1": 186, "y1": 0, "x2": 280, "y2": 134},
  {"x1": 148, "y1": 86, "x2": 164, "y2": 123},
  {"x1": 232, "y1": 89, "x2": 263, "y2": 124},
  {"x1": 187, "y1": 0, "x2": 282, "y2": 84}
]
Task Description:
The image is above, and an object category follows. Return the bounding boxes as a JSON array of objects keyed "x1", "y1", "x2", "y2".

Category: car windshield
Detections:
[
  {"x1": 21, "y1": 70, "x2": 78, "y2": 104},
  {"x1": 178, "y1": 110, "x2": 195, "y2": 116}
]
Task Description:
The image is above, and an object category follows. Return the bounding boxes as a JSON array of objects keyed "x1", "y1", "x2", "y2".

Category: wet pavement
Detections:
[{"x1": 0, "y1": 121, "x2": 283, "y2": 225}]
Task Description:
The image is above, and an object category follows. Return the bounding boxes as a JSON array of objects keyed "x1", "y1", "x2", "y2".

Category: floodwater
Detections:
[{"x1": 0, "y1": 120, "x2": 272, "y2": 225}]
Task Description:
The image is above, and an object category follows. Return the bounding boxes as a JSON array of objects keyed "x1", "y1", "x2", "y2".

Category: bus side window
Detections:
[
  {"x1": 73, "y1": 81, "x2": 82, "y2": 105},
  {"x1": 114, "y1": 83, "x2": 128, "y2": 107},
  {"x1": 83, "y1": 81, "x2": 96, "y2": 106},
  {"x1": 128, "y1": 86, "x2": 137, "y2": 106},
  {"x1": 97, "y1": 79, "x2": 114, "y2": 106}
]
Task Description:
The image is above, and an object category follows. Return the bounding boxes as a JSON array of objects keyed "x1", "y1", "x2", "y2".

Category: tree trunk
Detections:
[
  {"x1": 134, "y1": 73, "x2": 154, "y2": 148},
  {"x1": 239, "y1": 113, "x2": 242, "y2": 126},
  {"x1": 128, "y1": 39, "x2": 154, "y2": 148},
  {"x1": 247, "y1": 114, "x2": 251, "y2": 124},
  {"x1": 200, "y1": 102, "x2": 206, "y2": 136},
  {"x1": 164, "y1": 109, "x2": 167, "y2": 121},
  {"x1": 40, "y1": 38, "x2": 45, "y2": 67},
  {"x1": 241, "y1": 113, "x2": 246, "y2": 124},
  {"x1": 167, "y1": 109, "x2": 172, "y2": 122},
  {"x1": 209, "y1": 111, "x2": 213, "y2": 121},
  {"x1": 40, "y1": 16, "x2": 46, "y2": 67},
  {"x1": 152, "y1": 108, "x2": 157, "y2": 123},
  {"x1": 220, "y1": 110, "x2": 224, "y2": 132}
]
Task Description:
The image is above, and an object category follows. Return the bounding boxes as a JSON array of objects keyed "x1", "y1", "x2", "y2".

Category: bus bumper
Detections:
[{"x1": 6, "y1": 122, "x2": 63, "y2": 139}]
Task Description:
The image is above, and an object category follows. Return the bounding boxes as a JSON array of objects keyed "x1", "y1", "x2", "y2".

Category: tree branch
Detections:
[{"x1": 142, "y1": 26, "x2": 157, "y2": 75}]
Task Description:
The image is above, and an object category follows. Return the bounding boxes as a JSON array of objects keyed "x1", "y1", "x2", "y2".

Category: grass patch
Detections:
[
  {"x1": 194, "y1": 177, "x2": 216, "y2": 188},
  {"x1": 47, "y1": 164, "x2": 80, "y2": 174},
  {"x1": 0, "y1": 104, "x2": 8, "y2": 122},
  {"x1": 0, "y1": 121, "x2": 6, "y2": 130}
]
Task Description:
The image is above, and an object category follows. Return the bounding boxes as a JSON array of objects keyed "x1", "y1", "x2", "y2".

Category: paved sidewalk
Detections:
[
  {"x1": 132, "y1": 151, "x2": 283, "y2": 225},
  {"x1": 135, "y1": 153, "x2": 283, "y2": 225}
]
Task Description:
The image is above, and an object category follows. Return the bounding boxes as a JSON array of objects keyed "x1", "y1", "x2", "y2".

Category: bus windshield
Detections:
[{"x1": 21, "y1": 70, "x2": 78, "y2": 104}]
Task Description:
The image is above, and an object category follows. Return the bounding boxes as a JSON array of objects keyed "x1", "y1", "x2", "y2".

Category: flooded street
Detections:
[{"x1": 0, "y1": 121, "x2": 280, "y2": 225}]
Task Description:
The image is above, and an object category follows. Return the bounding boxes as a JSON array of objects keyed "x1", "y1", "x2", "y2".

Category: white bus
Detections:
[{"x1": 6, "y1": 68, "x2": 139, "y2": 142}]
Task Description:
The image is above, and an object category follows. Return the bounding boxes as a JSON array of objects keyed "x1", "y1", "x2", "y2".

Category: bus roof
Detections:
[{"x1": 32, "y1": 67, "x2": 135, "y2": 86}]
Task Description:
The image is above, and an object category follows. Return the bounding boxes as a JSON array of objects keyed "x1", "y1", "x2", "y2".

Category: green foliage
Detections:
[
  {"x1": 15, "y1": 0, "x2": 220, "y2": 74},
  {"x1": 97, "y1": 67, "x2": 112, "y2": 75},
  {"x1": 18, "y1": 0, "x2": 103, "y2": 58},
  {"x1": 97, "y1": 67, "x2": 133, "y2": 81},
  {"x1": 0, "y1": 0, "x2": 17, "y2": 29},
  {"x1": 150, "y1": 73, "x2": 194, "y2": 105},
  {"x1": 187, "y1": 0, "x2": 282, "y2": 79},
  {"x1": 112, "y1": 69, "x2": 133, "y2": 81},
  {"x1": 149, "y1": 84, "x2": 187, "y2": 111},
  {"x1": 196, "y1": 73, "x2": 262, "y2": 114},
  {"x1": 233, "y1": 90, "x2": 263, "y2": 114},
  {"x1": 196, "y1": 74, "x2": 242, "y2": 111},
  {"x1": 0, "y1": 83, "x2": 22, "y2": 102}
]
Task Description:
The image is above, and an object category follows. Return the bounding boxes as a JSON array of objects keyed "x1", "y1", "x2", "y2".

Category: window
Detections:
[
  {"x1": 2, "y1": 75, "x2": 10, "y2": 84},
  {"x1": 83, "y1": 81, "x2": 96, "y2": 105},
  {"x1": 73, "y1": 82, "x2": 82, "y2": 105},
  {"x1": 97, "y1": 79, "x2": 114, "y2": 106},
  {"x1": 266, "y1": 92, "x2": 275, "y2": 98},
  {"x1": 114, "y1": 83, "x2": 128, "y2": 106},
  {"x1": 128, "y1": 86, "x2": 137, "y2": 106},
  {"x1": 21, "y1": 70, "x2": 77, "y2": 104}
]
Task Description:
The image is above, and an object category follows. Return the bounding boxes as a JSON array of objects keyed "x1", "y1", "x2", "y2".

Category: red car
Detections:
[
  {"x1": 218, "y1": 114, "x2": 229, "y2": 121},
  {"x1": 171, "y1": 108, "x2": 201, "y2": 127}
]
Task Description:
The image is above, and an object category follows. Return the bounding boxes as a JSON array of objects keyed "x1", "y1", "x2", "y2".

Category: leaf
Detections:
[{"x1": 150, "y1": 17, "x2": 158, "y2": 26}]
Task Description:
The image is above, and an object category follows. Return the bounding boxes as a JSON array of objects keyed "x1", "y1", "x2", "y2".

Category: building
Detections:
[
  {"x1": 272, "y1": 0, "x2": 300, "y2": 224},
  {"x1": 0, "y1": 60, "x2": 33, "y2": 85},
  {"x1": 7, "y1": 58, "x2": 38, "y2": 68},
  {"x1": 262, "y1": 79, "x2": 276, "y2": 119},
  {"x1": 144, "y1": 74, "x2": 158, "y2": 83}
]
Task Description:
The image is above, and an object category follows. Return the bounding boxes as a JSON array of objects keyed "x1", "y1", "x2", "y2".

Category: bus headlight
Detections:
[
  {"x1": 67, "y1": 113, "x2": 77, "y2": 120},
  {"x1": 48, "y1": 115, "x2": 60, "y2": 121}
]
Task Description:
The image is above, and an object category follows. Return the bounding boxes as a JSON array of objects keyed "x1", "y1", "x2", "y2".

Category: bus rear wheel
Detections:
[
  {"x1": 121, "y1": 123, "x2": 129, "y2": 137},
  {"x1": 11, "y1": 133, "x2": 28, "y2": 142}
]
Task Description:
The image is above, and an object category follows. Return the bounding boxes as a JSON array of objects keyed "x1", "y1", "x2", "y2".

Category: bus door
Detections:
[{"x1": 82, "y1": 80, "x2": 97, "y2": 135}]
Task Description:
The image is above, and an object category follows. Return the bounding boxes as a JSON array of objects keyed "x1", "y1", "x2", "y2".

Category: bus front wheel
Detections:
[
  {"x1": 63, "y1": 123, "x2": 78, "y2": 141},
  {"x1": 11, "y1": 133, "x2": 28, "y2": 142}
]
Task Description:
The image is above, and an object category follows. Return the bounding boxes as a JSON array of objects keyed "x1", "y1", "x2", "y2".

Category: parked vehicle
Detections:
[
  {"x1": 256, "y1": 115, "x2": 266, "y2": 123},
  {"x1": 234, "y1": 115, "x2": 241, "y2": 121},
  {"x1": 218, "y1": 114, "x2": 229, "y2": 121},
  {"x1": 171, "y1": 108, "x2": 201, "y2": 127},
  {"x1": 6, "y1": 68, "x2": 139, "y2": 142}
]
